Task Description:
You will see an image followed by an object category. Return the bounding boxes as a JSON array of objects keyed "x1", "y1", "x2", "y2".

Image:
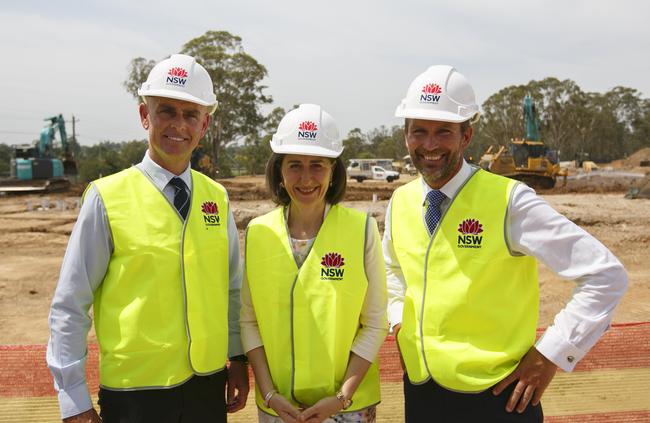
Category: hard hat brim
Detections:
[
  {"x1": 138, "y1": 88, "x2": 218, "y2": 114},
  {"x1": 395, "y1": 107, "x2": 478, "y2": 123},
  {"x1": 270, "y1": 143, "x2": 343, "y2": 158}
]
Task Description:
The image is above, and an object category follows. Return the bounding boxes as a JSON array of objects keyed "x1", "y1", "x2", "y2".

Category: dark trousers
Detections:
[
  {"x1": 404, "y1": 374, "x2": 543, "y2": 423},
  {"x1": 98, "y1": 371, "x2": 227, "y2": 423}
]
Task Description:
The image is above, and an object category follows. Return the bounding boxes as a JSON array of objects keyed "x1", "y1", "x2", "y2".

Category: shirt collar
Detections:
[
  {"x1": 420, "y1": 160, "x2": 473, "y2": 205},
  {"x1": 140, "y1": 150, "x2": 192, "y2": 192}
]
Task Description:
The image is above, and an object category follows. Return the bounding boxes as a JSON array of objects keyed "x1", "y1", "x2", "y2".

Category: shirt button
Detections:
[{"x1": 567, "y1": 356, "x2": 575, "y2": 363}]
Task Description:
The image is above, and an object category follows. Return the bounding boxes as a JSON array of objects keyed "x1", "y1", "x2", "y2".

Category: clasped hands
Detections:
[{"x1": 268, "y1": 392, "x2": 346, "y2": 423}]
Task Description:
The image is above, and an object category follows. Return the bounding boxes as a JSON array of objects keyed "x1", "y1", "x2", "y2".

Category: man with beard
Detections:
[{"x1": 384, "y1": 65, "x2": 627, "y2": 422}]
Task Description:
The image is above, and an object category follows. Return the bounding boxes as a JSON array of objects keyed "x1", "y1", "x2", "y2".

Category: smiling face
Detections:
[
  {"x1": 405, "y1": 118, "x2": 472, "y2": 189},
  {"x1": 280, "y1": 154, "x2": 334, "y2": 208},
  {"x1": 139, "y1": 96, "x2": 210, "y2": 174}
]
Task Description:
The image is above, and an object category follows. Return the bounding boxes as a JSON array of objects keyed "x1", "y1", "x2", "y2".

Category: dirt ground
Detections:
[{"x1": 0, "y1": 170, "x2": 649, "y2": 345}]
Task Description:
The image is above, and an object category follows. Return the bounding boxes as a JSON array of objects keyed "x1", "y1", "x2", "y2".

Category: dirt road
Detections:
[{"x1": 0, "y1": 174, "x2": 648, "y2": 345}]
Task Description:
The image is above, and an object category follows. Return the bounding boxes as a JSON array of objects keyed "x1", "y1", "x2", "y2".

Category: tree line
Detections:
[
  {"x1": 468, "y1": 80, "x2": 650, "y2": 163},
  {"x1": 4, "y1": 30, "x2": 647, "y2": 182},
  {"x1": 120, "y1": 30, "x2": 650, "y2": 178}
]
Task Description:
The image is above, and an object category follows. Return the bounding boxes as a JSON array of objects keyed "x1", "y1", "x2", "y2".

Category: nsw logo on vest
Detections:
[
  {"x1": 167, "y1": 67, "x2": 188, "y2": 87},
  {"x1": 320, "y1": 252, "x2": 345, "y2": 281},
  {"x1": 457, "y1": 218, "x2": 483, "y2": 249},
  {"x1": 201, "y1": 201, "x2": 220, "y2": 227},
  {"x1": 420, "y1": 83, "x2": 442, "y2": 104},
  {"x1": 297, "y1": 121, "x2": 318, "y2": 141}
]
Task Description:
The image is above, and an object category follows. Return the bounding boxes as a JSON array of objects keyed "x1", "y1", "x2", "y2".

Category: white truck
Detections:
[
  {"x1": 347, "y1": 159, "x2": 400, "y2": 182},
  {"x1": 403, "y1": 155, "x2": 418, "y2": 175}
]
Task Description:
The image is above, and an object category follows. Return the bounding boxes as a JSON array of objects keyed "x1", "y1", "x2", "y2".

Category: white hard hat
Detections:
[
  {"x1": 395, "y1": 65, "x2": 480, "y2": 124},
  {"x1": 270, "y1": 104, "x2": 343, "y2": 158},
  {"x1": 138, "y1": 54, "x2": 218, "y2": 114}
]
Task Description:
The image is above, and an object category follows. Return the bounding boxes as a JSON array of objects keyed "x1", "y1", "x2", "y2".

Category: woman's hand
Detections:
[
  {"x1": 268, "y1": 393, "x2": 302, "y2": 423},
  {"x1": 299, "y1": 396, "x2": 343, "y2": 423}
]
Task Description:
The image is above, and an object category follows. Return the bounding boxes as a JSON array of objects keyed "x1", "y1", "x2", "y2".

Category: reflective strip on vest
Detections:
[
  {"x1": 392, "y1": 170, "x2": 538, "y2": 391},
  {"x1": 93, "y1": 167, "x2": 230, "y2": 389},
  {"x1": 246, "y1": 205, "x2": 380, "y2": 413}
]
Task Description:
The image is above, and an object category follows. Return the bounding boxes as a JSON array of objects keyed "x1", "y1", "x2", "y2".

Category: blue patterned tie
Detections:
[
  {"x1": 425, "y1": 189, "x2": 446, "y2": 235},
  {"x1": 169, "y1": 177, "x2": 190, "y2": 220}
]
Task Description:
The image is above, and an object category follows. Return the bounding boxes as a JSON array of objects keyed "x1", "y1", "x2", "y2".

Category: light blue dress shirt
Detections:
[{"x1": 46, "y1": 151, "x2": 243, "y2": 419}]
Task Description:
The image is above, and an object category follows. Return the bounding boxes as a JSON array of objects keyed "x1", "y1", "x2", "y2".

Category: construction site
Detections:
[
  {"x1": 4, "y1": 0, "x2": 650, "y2": 419},
  {"x1": 1, "y1": 69, "x2": 650, "y2": 422},
  {"x1": 0, "y1": 141, "x2": 649, "y2": 421}
]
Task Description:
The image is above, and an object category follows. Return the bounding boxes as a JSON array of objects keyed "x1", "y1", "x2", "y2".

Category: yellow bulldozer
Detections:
[{"x1": 479, "y1": 94, "x2": 566, "y2": 189}]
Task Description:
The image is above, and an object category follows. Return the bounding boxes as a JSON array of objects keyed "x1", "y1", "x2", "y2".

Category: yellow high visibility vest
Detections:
[
  {"x1": 92, "y1": 167, "x2": 230, "y2": 389},
  {"x1": 391, "y1": 170, "x2": 538, "y2": 392},
  {"x1": 246, "y1": 205, "x2": 381, "y2": 414}
]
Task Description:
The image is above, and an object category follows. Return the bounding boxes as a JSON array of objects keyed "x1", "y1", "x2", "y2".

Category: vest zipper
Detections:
[
  {"x1": 419, "y1": 170, "x2": 478, "y2": 383},
  {"x1": 134, "y1": 167, "x2": 198, "y2": 374},
  {"x1": 284, "y1": 205, "x2": 333, "y2": 407},
  {"x1": 180, "y1": 192, "x2": 193, "y2": 372}
]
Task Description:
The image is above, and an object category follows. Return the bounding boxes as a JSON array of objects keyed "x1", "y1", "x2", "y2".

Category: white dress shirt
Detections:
[
  {"x1": 383, "y1": 160, "x2": 627, "y2": 373},
  {"x1": 46, "y1": 151, "x2": 243, "y2": 419}
]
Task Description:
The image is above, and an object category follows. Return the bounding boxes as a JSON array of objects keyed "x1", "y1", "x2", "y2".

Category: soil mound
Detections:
[{"x1": 611, "y1": 147, "x2": 650, "y2": 168}]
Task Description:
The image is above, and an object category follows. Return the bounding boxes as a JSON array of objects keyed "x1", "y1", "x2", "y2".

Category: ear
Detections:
[
  {"x1": 139, "y1": 103, "x2": 150, "y2": 130},
  {"x1": 460, "y1": 126, "x2": 473, "y2": 150},
  {"x1": 403, "y1": 120, "x2": 410, "y2": 148},
  {"x1": 200, "y1": 113, "x2": 211, "y2": 138}
]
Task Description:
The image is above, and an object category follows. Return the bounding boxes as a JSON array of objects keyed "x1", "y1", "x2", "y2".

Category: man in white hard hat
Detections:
[
  {"x1": 47, "y1": 54, "x2": 248, "y2": 423},
  {"x1": 384, "y1": 65, "x2": 627, "y2": 422}
]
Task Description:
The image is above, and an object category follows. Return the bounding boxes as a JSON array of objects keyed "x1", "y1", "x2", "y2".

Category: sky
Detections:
[{"x1": 1, "y1": 0, "x2": 649, "y2": 146}]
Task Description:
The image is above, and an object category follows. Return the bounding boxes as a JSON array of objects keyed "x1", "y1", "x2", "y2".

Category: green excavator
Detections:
[{"x1": 1, "y1": 114, "x2": 77, "y2": 193}]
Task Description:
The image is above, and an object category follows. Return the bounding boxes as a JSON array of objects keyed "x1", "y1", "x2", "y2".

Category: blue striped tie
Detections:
[
  {"x1": 425, "y1": 189, "x2": 446, "y2": 235},
  {"x1": 169, "y1": 177, "x2": 190, "y2": 220}
]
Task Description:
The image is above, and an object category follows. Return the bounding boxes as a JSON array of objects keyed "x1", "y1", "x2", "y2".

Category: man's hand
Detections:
[
  {"x1": 267, "y1": 393, "x2": 302, "y2": 423},
  {"x1": 300, "y1": 396, "x2": 343, "y2": 423},
  {"x1": 226, "y1": 361, "x2": 249, "y2": 413},
  {"x1": 62, "y1": 408, "x2": 101, "y2": 422},
  {"x1": 492, "y1": 346, "x2": 558, "y2": 413}
]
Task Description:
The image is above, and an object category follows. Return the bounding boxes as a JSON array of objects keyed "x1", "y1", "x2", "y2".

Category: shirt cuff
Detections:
[
  {"x1": 57, "y1": 380, "x2": 93, "y2": 419},
  {"x1": 535, "y1": 325, "x2": 586, "y2": 372},
  {"x1": 228, "y1": 333, "x2": 244, "y2": 358},
  {"x1": 241, "y1": 326, "x2": 263, "y2": 354},
  {"x1": 351, "y1": 327, "x2": 389, "y2": 363}
]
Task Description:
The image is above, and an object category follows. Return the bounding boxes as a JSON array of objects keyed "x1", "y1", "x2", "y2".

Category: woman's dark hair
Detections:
[{"x1": 265, "y1": 153, "x2": 347, "y2": 205}]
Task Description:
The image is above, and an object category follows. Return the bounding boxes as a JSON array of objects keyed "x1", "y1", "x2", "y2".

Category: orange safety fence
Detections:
[{"x1": 2, "y1": 322, "x2": 649, "y2": 422}]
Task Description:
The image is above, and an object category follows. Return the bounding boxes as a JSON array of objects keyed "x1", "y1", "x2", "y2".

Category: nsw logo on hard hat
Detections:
[
  {"x1": 298, "y1": 121, "x2": 318, "y2": 141},
  {"x1": 457, "y1": 218, "x2": 483, "y2": 248},
  {"x1": 320, "y1": 252, "x2": 345, "y2": 280},
  {"x1": 420, "y1": 83, "x2": 443, "y2": 104},
  {"x1": 167, "y1": 67, "x2": 189, "y2": 87},
  {"x1": 201, "y1": 201, "x2": 220, "y2": 227}
]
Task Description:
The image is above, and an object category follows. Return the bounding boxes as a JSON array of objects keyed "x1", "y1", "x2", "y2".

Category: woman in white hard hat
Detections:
[{"x1": 241, "y1": 104, "x2": 388, "y2": 423}]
